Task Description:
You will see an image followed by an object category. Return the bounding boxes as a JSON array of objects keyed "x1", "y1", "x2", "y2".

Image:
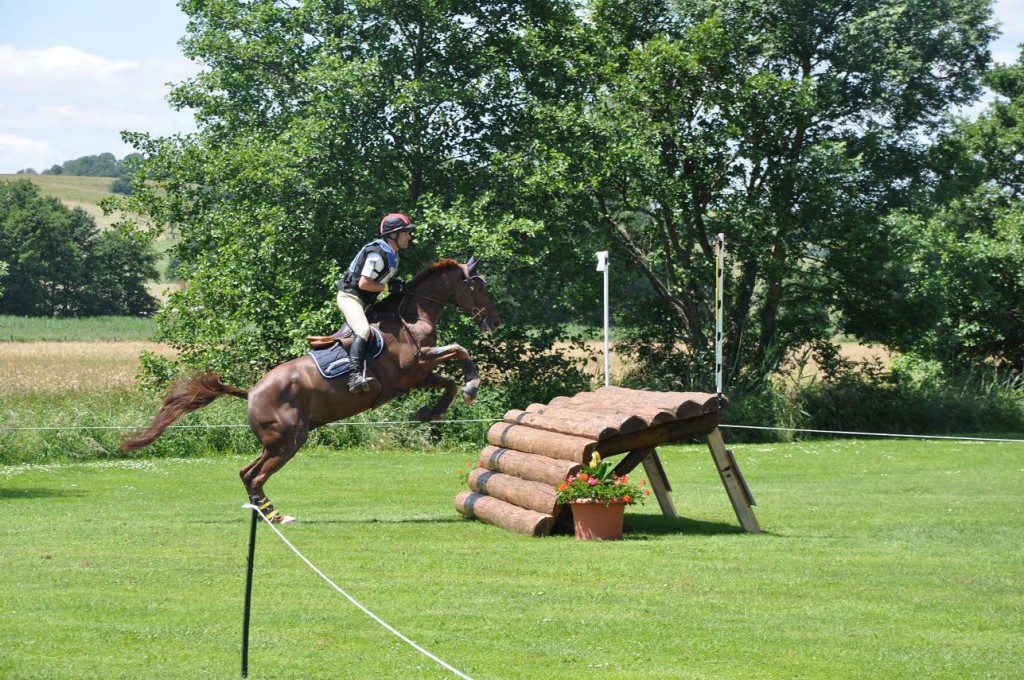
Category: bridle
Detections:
[
  {"x1": 399, "y1": 275, "x2": 489, "y2": 324},
  {"x1": 395, "y1": 274, "x2": 491, "y2": 355}
]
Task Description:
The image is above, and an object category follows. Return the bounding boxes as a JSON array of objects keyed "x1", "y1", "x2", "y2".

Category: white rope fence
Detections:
[
  {"x1": 718, "y1": 424, "x2": 1022, "y2": 444},
  {"x1": 1, "y1": 417, "x2": 1020, "y2": 443},
  {"x1": 243, "y1": 502, "x2": 475, "y2": 680}
]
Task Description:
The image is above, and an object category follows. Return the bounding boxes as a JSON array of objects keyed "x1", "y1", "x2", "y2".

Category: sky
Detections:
[{"x1": 1, "y1": 1, "x2": 1023, "y2": 174}]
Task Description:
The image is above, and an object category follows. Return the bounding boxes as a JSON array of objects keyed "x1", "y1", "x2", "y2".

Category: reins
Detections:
[{"x1": 394, "y1": 276, "x2": 486, "y2": 356}]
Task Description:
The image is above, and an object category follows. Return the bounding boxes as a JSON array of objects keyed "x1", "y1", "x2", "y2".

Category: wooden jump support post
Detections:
[{"x1": 454, "y1": 386, "x2": 760, "y2": 536}]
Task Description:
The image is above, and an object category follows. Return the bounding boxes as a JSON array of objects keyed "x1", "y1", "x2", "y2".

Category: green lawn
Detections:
[
  {"x1": 1, "y1": 439, "x2": 1021, "y2": 679},
  {"x1": 0, "y1": 315, "x2": 157, "y2": 342}
]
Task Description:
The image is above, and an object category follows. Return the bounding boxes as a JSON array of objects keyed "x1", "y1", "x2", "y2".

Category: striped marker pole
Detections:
[{"x1": 715, "y1": 234, "x2": 725, "y2": 410}]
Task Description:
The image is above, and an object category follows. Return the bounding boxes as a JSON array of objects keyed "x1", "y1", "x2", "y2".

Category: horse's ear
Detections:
[{"x1": 467, "y1": 255, "x2": 482, "y2": 275}]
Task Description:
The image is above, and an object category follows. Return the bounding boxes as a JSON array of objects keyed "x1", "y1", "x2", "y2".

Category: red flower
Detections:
[{"x1": 622, "y1": 495, "x2": 632, "y2": 503}]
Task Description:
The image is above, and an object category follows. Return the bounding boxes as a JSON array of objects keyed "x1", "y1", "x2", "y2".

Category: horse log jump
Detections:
[{"x1": 455, "y1": 386, "x2": 760, "y2": 536}]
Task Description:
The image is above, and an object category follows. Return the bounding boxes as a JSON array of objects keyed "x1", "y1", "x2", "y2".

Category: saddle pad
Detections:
[
  {"x1": 308, "y1": 344, "x2": 352, "y2": 380},
  {"x1": 307, "y1": 327, "x2": 385, "y2": 380}
]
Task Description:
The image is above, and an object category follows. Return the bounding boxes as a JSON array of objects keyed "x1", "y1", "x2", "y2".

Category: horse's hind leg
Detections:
[
  {"x1": 240, "y1": 446, "x2": 299, "y2": 524},
  {"x1": 239, "y1": 419, "x2": 308, "y2": 524}
]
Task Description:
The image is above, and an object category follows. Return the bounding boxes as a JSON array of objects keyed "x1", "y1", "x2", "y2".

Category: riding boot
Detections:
[{"x1": 347, "y1": 335, "x2": 376, "y2": 393}]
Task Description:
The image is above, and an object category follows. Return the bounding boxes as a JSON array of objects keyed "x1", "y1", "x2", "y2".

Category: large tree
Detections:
[
  {"x1": 527, "y1": 0, "x2": 996, "y2": 389},
  {"x1": 894, "y1": 48, "x2": 1024, "y2": 369},
  {"x1": 122, "y1": 0, "x2": 586, "y2": 383}
]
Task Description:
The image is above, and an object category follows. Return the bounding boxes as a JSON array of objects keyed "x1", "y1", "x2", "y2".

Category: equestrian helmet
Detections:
[{"x1": 379, "y1": 213, "x2": 416, "y2": 236}]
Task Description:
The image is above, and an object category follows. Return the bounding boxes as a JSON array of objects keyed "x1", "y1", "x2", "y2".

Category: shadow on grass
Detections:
[
  {"x1": 623, "y1": 514, "x2": 749, "y2": 537},
  {"x1": 0, "y1": 487, "x2": 83, "y2": 500}
]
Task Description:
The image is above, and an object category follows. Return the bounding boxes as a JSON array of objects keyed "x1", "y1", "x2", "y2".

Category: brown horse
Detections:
[{"x1": 122, "y1": 257, "x2": 500, "y2": 522}]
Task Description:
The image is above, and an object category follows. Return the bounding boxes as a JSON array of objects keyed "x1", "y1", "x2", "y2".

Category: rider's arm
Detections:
[
  {"x1": 357, "y1": 253, "x2": 389, "y2": 293},
  {"x1": 358, "y1": 275, "x2": 388, "y2": 293}
]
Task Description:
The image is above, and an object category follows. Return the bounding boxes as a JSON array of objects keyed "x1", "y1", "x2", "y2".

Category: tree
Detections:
[
  {"x1": 121, "y1": 0, "x2": 588, "y2": 385},
  {"x1": 895, "y1": 49, "x2": 1024, "y2": 369},
  {"x1": 0, "y1": 179, "x2": 159, "y2": 316},
  {"x1": 520, "y1": 0, "x2": 996, "y2": 390}
]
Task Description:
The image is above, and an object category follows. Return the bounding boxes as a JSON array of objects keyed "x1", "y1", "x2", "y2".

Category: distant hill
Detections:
[
  {"x1": 0, "y1": 174, "x2": 117, "y2": 229},
  {"x1": 15, "y1": 152, "x2": 141, "y2": 178}
]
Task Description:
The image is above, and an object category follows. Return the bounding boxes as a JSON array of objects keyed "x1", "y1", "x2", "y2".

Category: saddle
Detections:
[{"x1": 306, "y1": 325, "x2": 385, "y2": 381}]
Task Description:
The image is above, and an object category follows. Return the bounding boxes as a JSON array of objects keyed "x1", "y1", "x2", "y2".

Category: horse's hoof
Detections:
[
  {"x1": 413, "y1": 406, "x2": 434, "y2": 422},
  {"x1": 270, "y1": 514, "x2": 296, "y2": 525}
]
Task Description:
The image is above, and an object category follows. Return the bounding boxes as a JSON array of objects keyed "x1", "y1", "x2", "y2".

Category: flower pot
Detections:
[{"x1": 569, "y1": 499, "x2": 626, "y2": 541}]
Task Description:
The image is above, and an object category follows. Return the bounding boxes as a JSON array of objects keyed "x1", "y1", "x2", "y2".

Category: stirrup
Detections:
[{"x1": 347, "y1": 373, "x2": 376, "y2": 393}]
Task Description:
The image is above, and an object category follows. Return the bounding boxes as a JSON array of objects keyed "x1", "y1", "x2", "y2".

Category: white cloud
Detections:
[
  {"x1": 0, "y1": 44, "x2": 198, "y2": 172},
  {"x1": 0, "y1": 134, "x2": 54, "y2": 171}
]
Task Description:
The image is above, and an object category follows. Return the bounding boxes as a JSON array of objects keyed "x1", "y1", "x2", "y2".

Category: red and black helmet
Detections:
[{"x1": 379, "y1": 213, "x2": 416, "y2": 236}]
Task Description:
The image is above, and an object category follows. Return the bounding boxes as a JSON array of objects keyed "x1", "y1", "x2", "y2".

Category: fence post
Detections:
[{"x1": 242, "y1": 506, "x2": 258, "y2": 677}]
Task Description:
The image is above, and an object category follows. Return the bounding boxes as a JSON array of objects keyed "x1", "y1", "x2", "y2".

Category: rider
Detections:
[{"x1": 336, "y1": 213, "x2": 416, "y2": 393}]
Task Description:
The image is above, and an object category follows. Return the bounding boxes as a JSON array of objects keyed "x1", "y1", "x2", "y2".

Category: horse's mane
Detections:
[
  {"x1": 409, "y1": 258, "x2": 463, "y2": 287},
  {"x1": 368, "y1": 258, "x2": 463, "y2": 317}
]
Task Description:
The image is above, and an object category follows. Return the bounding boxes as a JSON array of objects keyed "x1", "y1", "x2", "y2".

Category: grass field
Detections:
[{"x1": 1, "y1": 439, "x2": 1021, "y2": 679}]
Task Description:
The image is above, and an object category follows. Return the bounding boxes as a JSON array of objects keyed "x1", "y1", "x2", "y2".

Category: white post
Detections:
[
  {"x1": 596, "y1": 251, "x2": 610, "y2": 387},
  {"x1": 714, "y1": 234, "x2": 725, "y2": 405}
]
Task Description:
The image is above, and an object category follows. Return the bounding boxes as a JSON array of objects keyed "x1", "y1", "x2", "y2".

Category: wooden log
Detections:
[
  {"x1": 547, "y1": 394, "x2": 677, "y2": 427},
  {"x1": 530, "y1": 400, "x2": 654, "y2": 425},
  {"x1": 576, "y1": 390, "x2": 696, "y2": 419},
  {"x1": 486, "y1": 422, "x2": 597, "y2": 463},
  {"x1": 596, "y1": 411, "x2": 721, "y2": 455},
  {"x1": 454, "y1": 491, "x2": 554, "y2": 536},
  {"x1": 595, "y1": 386, "x2": 724, "y2": 417},
  {"x1": 477, "y1": 445, "x2": 580, "y2": 486},
  {"x1": 468, "y1": 468, "x2": 559, "y2": 515},
  {"x1": 503, "y1": 408, "x2": 646, "y2": 441}
]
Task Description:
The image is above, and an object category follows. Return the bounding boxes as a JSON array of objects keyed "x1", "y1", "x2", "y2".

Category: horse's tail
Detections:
[{"x1": 121, "y1": 373, "x2": 249, "y2": 451}]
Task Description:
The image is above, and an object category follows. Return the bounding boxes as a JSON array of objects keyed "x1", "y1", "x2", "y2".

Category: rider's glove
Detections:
[{"x1": 388, "y1": 278, "x2": 407, "y2": 295}]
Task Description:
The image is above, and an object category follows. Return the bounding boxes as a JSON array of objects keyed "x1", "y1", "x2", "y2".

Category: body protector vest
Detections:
[{"x1": 337, "y1": 239, "x2": 400, "y2": 306}]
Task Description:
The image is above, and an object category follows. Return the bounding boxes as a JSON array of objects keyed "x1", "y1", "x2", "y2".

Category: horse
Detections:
[{"x1": 122, "y1": 257, "x2": 501, "y2": 523}]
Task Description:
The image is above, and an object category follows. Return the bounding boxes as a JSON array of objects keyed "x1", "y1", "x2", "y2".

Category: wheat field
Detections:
[{"x1": 0, "y1": 342, "x2": 173, "y2": 394}]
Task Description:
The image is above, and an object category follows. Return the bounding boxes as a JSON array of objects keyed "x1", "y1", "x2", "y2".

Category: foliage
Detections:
[
  {"x1": 555, "y1": 453, "x2": 647, "y2": 506},
  {"x1": 117, "y1": 0, "x2": 1014, "y2": 406},
  {"x1": 118, "y1": 0, "x2": 590, "y2": 397},
  {"x1": 0, "y1": 179, "x2": 159, "y2": 317},
  {"x1": 109, "y1": 176, "x2": 134, "y2": 195},
  {"x1": 38, "y1": 152, "x2": 141, "y2": 178},
  {"x1": 885, "y1": 47, "x2": 1024, "y2": 370},
  {"x1": 797, "y1": 356, "x2": 1024, "y2": 437},
  {"x1": 533, "y1": 0, "x2": 996, "y2": 392}
]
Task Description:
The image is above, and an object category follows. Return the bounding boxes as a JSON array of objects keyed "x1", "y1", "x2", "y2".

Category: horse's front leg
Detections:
[
  {"x1": 422, "y1": 344, "x2": 480, "y2": 406},
  {"x1": 409, "y1": 372, "x2": 459, "y2": 422}
]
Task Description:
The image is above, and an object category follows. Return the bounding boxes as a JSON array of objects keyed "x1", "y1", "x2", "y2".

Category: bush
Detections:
[{"x1": 797, "y1": 357, "x2": 1024, "y2": 437}]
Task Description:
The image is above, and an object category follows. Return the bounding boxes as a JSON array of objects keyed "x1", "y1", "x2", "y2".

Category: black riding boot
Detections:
[{"x1": 347, "y1": 335, "x2": 376, "y2": 393}]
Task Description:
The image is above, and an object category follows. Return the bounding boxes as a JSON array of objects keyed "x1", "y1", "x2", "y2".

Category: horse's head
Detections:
[
  {"x1": 407, "y1": 257, "x2": 501, "y2": 333},
  {"x1": 458, "y1": 256, "x2": 501, "y2": 333}
]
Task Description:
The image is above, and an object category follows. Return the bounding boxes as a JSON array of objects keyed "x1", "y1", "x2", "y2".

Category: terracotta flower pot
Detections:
[{"x1": 569, "y1": 499, "x2": 626, "y2": 541}]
